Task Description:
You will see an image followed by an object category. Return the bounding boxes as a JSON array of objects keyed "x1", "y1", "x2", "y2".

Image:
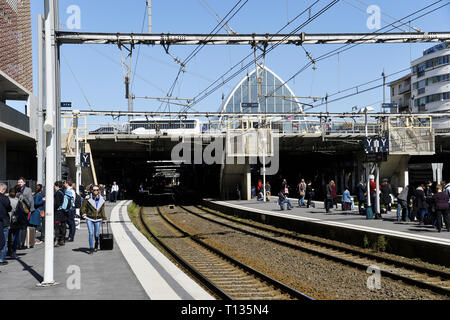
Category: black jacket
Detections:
[
  {"x1": 305, "y1": 185, "x2": 314, "y2": 199},
  {"x1": 0, "y1": 193, "x2": 11, "y2": 228},
  {"x1": 54, "y1": 189, "x2": 67, "y2": 222},
  {"x1": 414, "y1": 188, "x2": 427, "y2": 210},
  {"x1": 380, "y1": 184, "x2": 392, "y2": 205},
  {"x1": 356, "y1": 183, "x2": 366, "y2": 202}
]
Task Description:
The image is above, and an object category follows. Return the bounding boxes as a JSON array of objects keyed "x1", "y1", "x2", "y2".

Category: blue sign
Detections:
[
  {"x1": 364, "y1": 136, "x2": 389, "y2": 153},
  {"x1": 61, "y1": 102, "x2": 72, "y2": 108},
  {"x1": 241, "y1": 102, "x2": 259, "y2": 109},
  {"x1": 381, "y1": 103, "x2": 398, "y2": 109}
]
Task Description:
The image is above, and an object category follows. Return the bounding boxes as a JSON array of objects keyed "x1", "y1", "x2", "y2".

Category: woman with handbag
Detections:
[
  {"x1": 8, "y1": 188, "x2": 27, "y2": 259},
  {"x1": 32, "y1": 184, "x2": 45, "y2": 244},
  {"x1": 81, "y1": 185, "x2": 107, "y2": 254}
]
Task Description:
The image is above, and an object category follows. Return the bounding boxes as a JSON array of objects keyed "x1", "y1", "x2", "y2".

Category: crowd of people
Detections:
[
  {"x1": 247, "y1": 176, "x2": 450, "y2": 233},
  {"x1": 0, "y1": 177, "x2": 113, "y2": 268}
]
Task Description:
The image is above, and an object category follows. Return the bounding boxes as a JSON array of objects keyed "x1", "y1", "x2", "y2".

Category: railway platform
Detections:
[
  {"x1": 203, "y1": 199, "x2": 450, "y2": 267},
  {"x1": 0, "y1": 201, "x2": 214, "y2": 300}
]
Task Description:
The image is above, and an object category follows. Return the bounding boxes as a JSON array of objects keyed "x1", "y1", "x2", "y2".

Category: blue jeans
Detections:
[
  {"x1": 419, "y1": 209, "x2": 427, "y2": 222},
  {"x1": 10, "y1": 228, "x2": 20, "y2": 255},
  {"x1": 86, "y1": 219, "x2": 101, "y2": 249},
  {"x1": 279, "y1": 199, "x2": 292, "y2": 210},
  {"x1": 0, "y1": 227, "x2": 8, "y2": 262},
  {"x1": 397, "y1": 200, "x2": 408, "y2": 220},
  {"x1": 298, "y1": 196, "x2": 305, "y2": 207}
]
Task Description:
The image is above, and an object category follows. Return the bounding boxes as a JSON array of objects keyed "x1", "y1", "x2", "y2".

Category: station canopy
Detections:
[{"x1": 219, "y1": 66, "x2": 303, "y2": 115}]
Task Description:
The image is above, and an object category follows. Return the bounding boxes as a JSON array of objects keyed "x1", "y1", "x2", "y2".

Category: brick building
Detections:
[{"x1": 0, "y1": 0, "x2": 32, "y2": 93}]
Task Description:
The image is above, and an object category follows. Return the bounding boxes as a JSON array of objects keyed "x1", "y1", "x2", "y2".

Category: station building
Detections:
[{"x1": 0, "y1": 0, "x2": 37, "y2": 189}]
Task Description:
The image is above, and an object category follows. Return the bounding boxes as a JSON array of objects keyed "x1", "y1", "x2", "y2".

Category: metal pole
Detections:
[
  {"x1": 364, "y1": 109, "x2": 372, "y2": 218},
  {"x1": 55, "y1": 0, "x2": 61, "y2": 181},
  {"x1": 147, "y1": 0, "x2": 152, "y2": 33},
  {"x1": 262, "y1": 136, "x2": 266, "y2": 202},
  {"x1": 376, "y1": 163, "x2": 380, "y2": 217},
  {"x1": 39, "y1": 0, "x2": 58, "y2": 287},
  {"x1": 37, "y1": 14, "x2": 45, "y2": 185},
  {"x1": 74, "y1": 112, "x2": 81, "y2": 223}
]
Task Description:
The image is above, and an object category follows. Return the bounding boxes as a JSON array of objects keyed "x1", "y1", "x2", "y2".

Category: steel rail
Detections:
[
  {"x1": 173, "y1": 197, "x2": 450, "y2": 297},
  {"x1": 154, "y1": 204, "x2": 315, "y2": 300},
  {"x1": 138, "y1": 206, "x2": 233, "y2": 300}
]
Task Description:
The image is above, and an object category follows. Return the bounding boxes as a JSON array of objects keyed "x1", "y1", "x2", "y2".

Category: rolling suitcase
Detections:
[
  {"x1": 100, "y1": 221, "x2": 114, "y2": 250},
  {"x1": 26, "y1": 227, "x2": 35, "y2": 248}
]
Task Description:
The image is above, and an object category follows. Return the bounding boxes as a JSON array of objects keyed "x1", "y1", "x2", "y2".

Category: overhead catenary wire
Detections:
[
  {"x1": 188, "y1": 0, "x2": 338, "y2": 109},
  {"x1": 160, "y1": 0, "x2": 249, "y2": 114},
  {"x1": 61, "y1": 51, "x2": 93, "y2": 109},
  {"x1": 263, "y1": 0, "x2": 448, "y2": 112}
]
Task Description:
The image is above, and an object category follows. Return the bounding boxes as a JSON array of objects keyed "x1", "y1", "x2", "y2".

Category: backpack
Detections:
[
  {"x1": 61, "y1": 193, "x2": 74, "y2": 212},
  {"x1": 11, "y1": 201, "x2": 28, "y2": 228},
  {"x1": 75, "y1": 193, "x2": 82, "y2": 209}
]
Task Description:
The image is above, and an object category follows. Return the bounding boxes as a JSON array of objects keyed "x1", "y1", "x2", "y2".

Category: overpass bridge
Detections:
[{"x1": 61, "y1": 111, "x2": 450, "y2": 200}]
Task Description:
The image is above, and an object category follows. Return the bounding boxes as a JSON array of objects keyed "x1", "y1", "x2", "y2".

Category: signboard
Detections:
[
  {"x1": 61, "y1": 102, "x2": 72, "y2": 108},
  {"x1": 363, "y1": 136, "x2": 389, "y2": 153},
  {"x1": 381, "y1": 103, "x2": 398, "y2": 109},
  {"x1": 80, "y1": 153, "x2": 91, "y2": 168},
  {"x1": 241, "y1": 102, "x2": 259, "y2": 109},
  {"x1": 364, "y1": 152, "x2": 388, "y2": 163}
]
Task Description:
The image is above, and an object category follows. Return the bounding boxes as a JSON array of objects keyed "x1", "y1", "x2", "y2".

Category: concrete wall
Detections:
[{"x1": 220, "y1": 159, "x2": 251, "y2": 200}]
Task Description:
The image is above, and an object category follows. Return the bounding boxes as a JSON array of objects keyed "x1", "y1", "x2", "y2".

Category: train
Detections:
[{"x1": 128, "y1": 118, "x2": 202, "y2": 135}]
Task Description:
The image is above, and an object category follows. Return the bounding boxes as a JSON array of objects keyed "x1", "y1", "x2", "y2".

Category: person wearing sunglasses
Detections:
[{"x1": 80, "y1": 185, "x2": 107, "y2": 254}]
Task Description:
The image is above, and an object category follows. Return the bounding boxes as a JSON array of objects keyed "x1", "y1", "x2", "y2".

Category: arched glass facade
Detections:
[{"x1": 220, "y1": 66, "x2": 302, "y2": 114}]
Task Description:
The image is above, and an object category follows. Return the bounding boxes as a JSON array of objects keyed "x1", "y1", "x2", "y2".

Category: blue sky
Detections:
[{"x1": 10, "y1": 0, "x2": 449, "y2": 125}]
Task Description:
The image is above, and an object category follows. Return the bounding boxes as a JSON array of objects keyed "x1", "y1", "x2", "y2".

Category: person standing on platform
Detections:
[
  {"x1": 30, "y1": 184, "x2": 44, "y2": 244},
  {"x1": 432, "y1": 185, "x2": 449, "y2": 232},
  {"x1": 235, "y1": 184, "x2": 241, "y2": 200},
  {"x1": 325, "y1": 180, "x2": 333, "y2": 213},
  {"x1": 298, "y1": 179, "x2": 306, "y2": 207},
  {"x1": 81, "y1": 185, "x2": 107, "y2": 254},
  {"x1": 369, "y1": 175, "x2": 377, "y2": 217},
  {"x1": 330, "y1": 180, "x2": 338, "y2": 209},
  {"x1": 0, "y1": 183, "x2": 11, "y2": 265},
  {"x1": 356, "y1": 181, "x2": 366, "y2": 215},
  {"x1": 414, "y1": 184, "x2": 428, "y2": 225},
  {"x1": 396, "y1": 186, "x2": 409, "y2": 222},
  {"x1": 305, "y1": 181, "x2": 315, "y2": 208},
  {"x1": 64, "y1": 180, "x2": 76, "y2": 242},
  {"x1": 54, "y1": 181, "x2": 67, "y2": 247},
  {"x1": 380, "y1": 179, "x2": 392, "y2": 213},
  {"x1": 17, "y1": 178, "x2": 34, "y2": 249},
  {"x1": 342, "y1": 186, "x2": 352, "y2": 211},
  {"x1": 111, "y1": 181, "x2": 119, "y2": 203}
]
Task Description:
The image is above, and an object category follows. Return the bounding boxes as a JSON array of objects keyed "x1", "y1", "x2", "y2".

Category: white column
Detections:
[{"x1": 39, "y1": 0, "x2": 58, "y2": 287}]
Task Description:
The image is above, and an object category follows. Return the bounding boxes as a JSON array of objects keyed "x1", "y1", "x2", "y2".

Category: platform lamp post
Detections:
[
  {"x1": 73, "y1": 110, "x2": 81, "y2": 225},
  {"x1": 38, "y1": 0, "x2": 59, "y2": 287},
  {"x1": 262, "y1": 136, "x2": 267, "y2": 202},
  {"x1": 359, "y1": 106, "x2": 374, "y2": 219}
]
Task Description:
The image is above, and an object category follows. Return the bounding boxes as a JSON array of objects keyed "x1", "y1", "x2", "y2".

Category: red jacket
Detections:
[{"x1": 370, "y1": 181, "x2": 376, "y2": 195}]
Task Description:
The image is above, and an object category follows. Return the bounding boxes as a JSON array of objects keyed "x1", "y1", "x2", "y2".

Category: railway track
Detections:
[
  {"x1": 174, "y1": 201, "x2": 450, "y2": 297},
  {"x1": 139, "y1": 205, "x2": 314, "y2": 300}
]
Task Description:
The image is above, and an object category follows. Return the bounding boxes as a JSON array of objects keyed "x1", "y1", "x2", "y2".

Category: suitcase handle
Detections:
[{"x1": 101, "y1": 220, "x2": 110, "y2": 234}]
